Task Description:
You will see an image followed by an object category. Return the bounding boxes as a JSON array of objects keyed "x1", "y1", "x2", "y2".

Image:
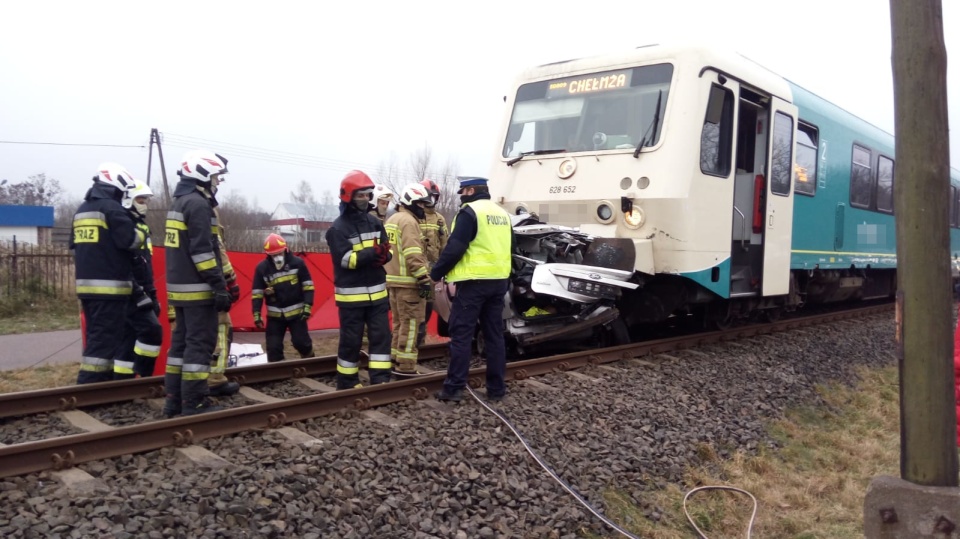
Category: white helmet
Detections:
[
  {"x1": 178, "y1": 150, "x2": 228, "y2": 185},
  {"x1": 399, "y1": 183, "x2": 431, "y2": 207},
  {"x1": 94, "y1": 162, "x2": 137, "y2": 194},
  {"x1": 372, "y1": 184, "x2": 394, "y2": 202},
  {"x1": 122, "y1": 180, "x2": 154, "y2": 217}
]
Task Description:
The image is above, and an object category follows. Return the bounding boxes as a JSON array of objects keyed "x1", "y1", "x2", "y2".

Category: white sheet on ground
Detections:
[{"x1": 228, "y1": 343, "x2": 267, "y2": 367}]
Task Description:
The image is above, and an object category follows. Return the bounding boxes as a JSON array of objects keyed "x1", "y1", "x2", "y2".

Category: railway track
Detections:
[{"x1": 0, "y1": 303, "x2": 891, "y2": 479}]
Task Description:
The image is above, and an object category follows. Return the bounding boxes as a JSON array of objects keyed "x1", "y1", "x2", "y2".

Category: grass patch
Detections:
[
  {"x1": 0, "y1": 294, "x2": 80, "y2": 335},
  {"x1": 0, "y1": 362, "x2": 79, "y2": 393},
  {"x1": 590, "y1": 365, "x2": 903, "y2": 538}
]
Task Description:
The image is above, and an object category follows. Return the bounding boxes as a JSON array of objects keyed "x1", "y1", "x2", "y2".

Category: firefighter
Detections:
[
  {"x1": 417, "y1": 178, "x2": 448, "y2": 346},
  {"x1": 114, "y1": 180, "x2": 163, "y2": 379},
  {"x1": 251, "y1": 233, "x2": 315, "y2": 362},
  {"x1": 369, "y1": 184, "x2": 394, "y2": 223},
  {"x1": 384, "y1": 183, "x2": 433, "y2": 375},
  {"x1": 326, "y1": 170, "x2": 393, "y2": 389},
  {"x1": 163, "y1": 150, "x2": 235, "y2": 416},
  {"x1": 167, "y1": 206, "x2": 241, "y2": 395},
  {"x1": 431, "y1": 177, "x2": 513, "y2": 402},
  {"x1": 72, "y1": 163, "x2": 147, "y2": 384}
]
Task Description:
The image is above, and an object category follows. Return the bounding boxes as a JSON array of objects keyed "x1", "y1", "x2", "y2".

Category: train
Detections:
[{"x1": 486, "y1": 44, "x2": 960, "y2": 331}]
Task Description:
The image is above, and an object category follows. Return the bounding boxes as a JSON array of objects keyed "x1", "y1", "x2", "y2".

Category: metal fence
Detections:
[{"x1": 0, "y1": 237, "x2": 75, "y2": 301}]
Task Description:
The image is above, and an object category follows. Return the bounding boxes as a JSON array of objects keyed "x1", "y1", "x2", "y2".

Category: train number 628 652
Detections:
[{"x1": 549, "y1": 186, "x2": 576, "y2": 194}]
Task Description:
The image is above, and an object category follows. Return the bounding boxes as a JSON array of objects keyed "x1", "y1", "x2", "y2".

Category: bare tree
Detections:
[
  {"x1": 408, "y1": 143, "x2": 433, "y2": 185},
  {"x1": 290, "y1": 180, "x2": 316, "y2": 205},
  {"x1": 54, "y1": 195, "x2": 83, "y2": 228},
  {"x1": 0, "y1": 174, "x2": 64, "y2": 206}
]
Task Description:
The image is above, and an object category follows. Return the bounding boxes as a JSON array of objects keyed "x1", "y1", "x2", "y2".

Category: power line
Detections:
[{"x1": 0, "y1": 140, "x2": 145, "y2": 148}]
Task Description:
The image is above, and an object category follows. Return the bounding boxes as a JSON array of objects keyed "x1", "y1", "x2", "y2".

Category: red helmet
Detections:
[
  {"x1": 420, "y1": 179, "x2": 441, "y2": 201},
  {"x1": 339, "y1": 170, "x2": 375, "y2": 203},
  {"x1": 263, "y1": 233, "x2": 287, "y2": 255}
]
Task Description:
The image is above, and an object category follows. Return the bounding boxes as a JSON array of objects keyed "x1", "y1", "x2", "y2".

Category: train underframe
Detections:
[{"x1": 618, "y1": 267, "x2": 898, "y2": 330}]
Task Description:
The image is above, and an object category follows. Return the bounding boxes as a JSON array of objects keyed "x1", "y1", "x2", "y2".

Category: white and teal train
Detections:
[{"x1": 490, "y1": 44, "x2": 960, "y2": 329}]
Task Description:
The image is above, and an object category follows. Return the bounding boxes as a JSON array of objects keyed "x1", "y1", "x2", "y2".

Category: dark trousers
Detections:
[
  {"x1": 115, "y1": 299, "x2": 163, "y2": 379},
  {"x1": 417, "y1": 301, "x2": 434, "y2": 346},
  {"x1": 77, "y1": 299, "x2": 127, "y2": 384},
  {"x1": 164, "y1": 304, "x2": 218, "y2": 408},
  {"x1": 337, "y1": 301, "x2": 392, "y2": 388},
  {"x1": 443, "y1": 279, "x2": 508, "y2": 396},
  {"x1": 265, "y1": 316, "x2": 314, "y2": 362}
]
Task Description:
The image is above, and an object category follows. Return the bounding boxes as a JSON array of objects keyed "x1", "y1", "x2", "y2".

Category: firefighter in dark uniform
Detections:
[
  {"x1": 252, "y1": 233, "x2": 315, "y2": 362},
  {"x1": 431, "y1": 177, "x2": 513, "y2": 402},
  {"x1": 326, "y1": 170, "x2": 393, "y2": 389},
  {"x1": 114, "y1": 180, "x2": 163, "y2": 379},
  {"x1": 163, "y1": 150, "x2": 235, "y2": 416},
  {"x1": 72, "y1": 163, "x2": 147, "y2": 384}
]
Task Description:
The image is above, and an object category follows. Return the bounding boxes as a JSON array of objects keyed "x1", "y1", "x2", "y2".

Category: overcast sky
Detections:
[{"x1": 1, "y1": 0, "x2": 958, "y2": 215}]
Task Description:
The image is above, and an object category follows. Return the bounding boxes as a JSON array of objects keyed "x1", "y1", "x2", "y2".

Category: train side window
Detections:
[
  {"x1": 876, "y1": 156, "x2": 894, "y2": 213},
  {"x1": 952, "y1": 186, "x2": 958, "y2": 227},
  {"x1": 700, "y1": 84, "x2": 734, "y2": 177},
  {"x1": 794, "y1": 122, "x2": 819, "y2": 196},
  {"x1": 770, "y1": 111, "x2": 794, "y2": 196},
  {"x1": 850, "y1": 145, "x2": 873, "y2": 208}
]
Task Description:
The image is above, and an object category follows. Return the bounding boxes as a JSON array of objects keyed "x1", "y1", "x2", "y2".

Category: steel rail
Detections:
[
  {"x1": 0, "y1": 343, "x2": 450, "y2": 419},
  {"x1": 0, "y1": 304, "x2": 890, "y2": 478}
]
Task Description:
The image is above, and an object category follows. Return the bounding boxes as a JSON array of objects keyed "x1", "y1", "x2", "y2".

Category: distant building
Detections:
[
  {"x1": 0, "y1": 205, "x2": 54, "y2": 244},
  {"x1": 269, "y1": 202, "x2": 338, "y2": 246}
]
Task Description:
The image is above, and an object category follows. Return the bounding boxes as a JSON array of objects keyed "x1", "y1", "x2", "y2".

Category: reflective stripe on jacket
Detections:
[
  {"x1": 164, "y1": 182, "x2": 226, "y2": 306},
  {"x1": 385, "y1": 206, "x2": 429, "y2": 288},
  {"x1": 446, "y1": 199, "x2": 513, "y2": 283},
  {"x1": 325, "y1": 202, "x2": 390, "y2": 307},
  {"x1": 420, "y1": 207, "x2": 448, "y2": 266},
  {"x1": 71, "y1": 183, "x2": 144, "y2": 300},
  {"x1": 251, "y1": 252, "x2": 315, "y2": 320}
]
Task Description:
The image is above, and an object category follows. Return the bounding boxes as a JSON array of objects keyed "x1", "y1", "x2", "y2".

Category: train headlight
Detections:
[
  {"x1": 623, "y1": 207, "x2": 645, "y2": 229},
  {"x1": 595, "y1": 202, "x2": 615, "y2": 224}
]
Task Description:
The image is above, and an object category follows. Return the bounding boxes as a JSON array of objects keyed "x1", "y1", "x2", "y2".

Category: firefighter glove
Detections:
[
  {"x1": 148, "y1": 289, "x2": 161, "y2": 317},
  {"x1": 135, "y1": 292, "x2": 154, "y2": 312},
  {"x1": 417, "y1": 278, "x2": 432, "y2": 299},
  {"x1": 228, "y1": 282, "x2": 241, "y2": 303},
  {"x1": 302, "y1": 304, "x2": 312, "y2": 321},
  {"x1": 373, "y1": 243, "x2": 391, "y2": 266},
  {"x1": 214, "y1": 289, "x2": 233, "y2": 313},
  {"x1": 253, "y1": 311, "x2": 264, "y2": 329}
]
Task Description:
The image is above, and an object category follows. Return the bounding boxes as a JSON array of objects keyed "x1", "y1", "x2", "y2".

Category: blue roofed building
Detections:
[{"x1": 0, "y1": 205, "x2": 55, "y2": 244}]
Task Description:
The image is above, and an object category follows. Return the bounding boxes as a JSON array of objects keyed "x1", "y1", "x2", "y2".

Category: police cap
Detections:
[{"x1": 457, "y1": 176, "x2": 488, "y2": 193}]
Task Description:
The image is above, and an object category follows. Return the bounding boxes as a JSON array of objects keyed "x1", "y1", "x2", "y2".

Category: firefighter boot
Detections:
[
  {"x1": 181, "y1": 397, "x2": 223, "y2": 416},
  {"x1": 209, "y1": 380, "x2": 240, "y2": 396}
]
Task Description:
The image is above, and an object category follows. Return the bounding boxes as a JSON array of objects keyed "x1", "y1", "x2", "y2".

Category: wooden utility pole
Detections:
[
  {"x1": 145, "y1": 128, "x2": 172, "y2": 207},
  {"x1": 890, "y1": 0, "x2": 958, "y2": 486}
]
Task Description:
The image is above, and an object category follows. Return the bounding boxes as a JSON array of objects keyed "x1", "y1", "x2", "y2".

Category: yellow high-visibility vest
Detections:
[{"x1": 447, "y1": 199, "x2": 512, "y2": 283}]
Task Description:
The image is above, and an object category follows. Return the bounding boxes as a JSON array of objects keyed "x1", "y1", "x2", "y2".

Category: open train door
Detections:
[{"x1": 760, "y1": 97, "x2": 798, "y2": 296}]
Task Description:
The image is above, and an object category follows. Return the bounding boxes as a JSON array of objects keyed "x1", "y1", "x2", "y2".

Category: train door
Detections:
[
  {"x1": 729, "y1": 90, "x2": 766, "y2": 297},
  {"x1": 760, "y1": 98, "x2": 797, "y2": 296}
]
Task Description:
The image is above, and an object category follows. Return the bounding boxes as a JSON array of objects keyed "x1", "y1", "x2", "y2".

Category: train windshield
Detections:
[{"x1": 503, "y1": 63, "x2": 673, "y2": 158}]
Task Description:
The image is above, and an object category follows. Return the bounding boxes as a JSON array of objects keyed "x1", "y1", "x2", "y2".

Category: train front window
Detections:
[{"x1": 502, "y1": 63, "x2": 674, "y2": 158}]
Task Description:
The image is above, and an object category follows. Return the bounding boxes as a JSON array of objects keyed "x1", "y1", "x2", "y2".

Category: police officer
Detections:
[
  {"x1": 72, "y1": 163, "x2": 147, "y2": 384},
  {"x1": 326, "y1": 170, "x2": 393, "y2": 389},
  {"x1": 417, "y1": 178, "x2": 448, "y2": 346},
  {"x1": 114, "y1": 180, "x2": 163, "y2": 379},
  {"x1": 384, "y1": 183, "x2": 433, "y2": 375},
  {"x1": 252, "y1": 233, "x2": 315, "y2": 362},
  {"x1": 163, "y1": 150, "x2": 234, "y2": 416},
  {"x1": 431, "y1": 177, "x2": 513, "y2": 402}
]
